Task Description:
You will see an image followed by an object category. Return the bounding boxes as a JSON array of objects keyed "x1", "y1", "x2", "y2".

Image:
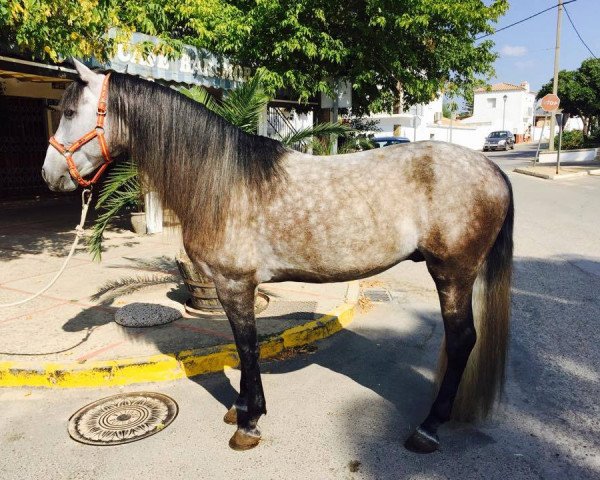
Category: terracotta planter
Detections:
[
  {"x1": 175, "y1": 252, "x2": 268, "y2": 317},
  {"x1": 130, "y1": 212, "x2": 147, "y2": 235}
]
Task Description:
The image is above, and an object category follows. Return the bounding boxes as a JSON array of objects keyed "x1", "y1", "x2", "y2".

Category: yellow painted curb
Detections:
[{"x1": 0, "y1": 283, "x2": 358, "y2": 388}]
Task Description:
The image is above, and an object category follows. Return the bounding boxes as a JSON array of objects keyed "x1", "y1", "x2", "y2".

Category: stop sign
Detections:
[{"x1": 541, "y1": 94, "x2": 560, "y2": 112}]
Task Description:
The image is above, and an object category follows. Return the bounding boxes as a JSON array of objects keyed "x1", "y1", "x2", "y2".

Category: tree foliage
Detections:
[
  {"x1": 2, "y1": 0, "x2": 508, "y2": 114},
  {"x1": 537, "y1": 59, "x2": 600, "y2": 137}
]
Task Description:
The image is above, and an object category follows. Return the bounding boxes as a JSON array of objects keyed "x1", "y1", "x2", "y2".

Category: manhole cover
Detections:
[
  {"x1": 68, "y1": 392, "x2": 178, "y2": 446},
  {"x1": 363, "y1": 288, "x2": 392, "y2": 303}
]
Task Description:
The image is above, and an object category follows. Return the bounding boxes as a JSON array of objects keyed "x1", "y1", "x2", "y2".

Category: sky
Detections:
[{"x1": 485, "y1": 0, "x2": 599, "y2": 92}]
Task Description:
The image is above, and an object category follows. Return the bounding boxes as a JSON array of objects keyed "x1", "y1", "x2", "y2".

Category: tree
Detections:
[
  {"x1": 576, "y1": 59, "x2": 600, "y2": 136},
  {"x1": 1, "y1": 0, "x2": 508, "y2": 114},
  {"x1": 0, "y1": 0, "x2": 230, "y2": 62},
  {"x1": 537, "y1": 59, "x2": 600, "y2": 137},
  {"x1": 461, "y1": 88, "x2": 475, "y2": 118},
  {"x1": 442, "y1": 99, "x2": 458, "y2": 119}
]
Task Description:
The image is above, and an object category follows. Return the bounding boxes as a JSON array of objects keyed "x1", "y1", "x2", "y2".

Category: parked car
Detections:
[
  {"x1": 370, "y1": 136, "x2": 411, "y2": 148},
  {"x1": 483, "y1": 131, "x2": 515, "y2": 151}
]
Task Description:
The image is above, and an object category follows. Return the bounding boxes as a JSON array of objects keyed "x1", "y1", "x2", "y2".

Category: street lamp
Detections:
[{"x1": 502, "y1": 94, "x2": 508, "y2": 130}]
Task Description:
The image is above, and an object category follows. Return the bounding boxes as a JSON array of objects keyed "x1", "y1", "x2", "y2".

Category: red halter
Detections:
[{"x1": 49, "y1": 73, "x2": 112, "y2": 187}]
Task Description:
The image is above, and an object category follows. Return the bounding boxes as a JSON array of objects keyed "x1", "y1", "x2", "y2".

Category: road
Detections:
[{"x1": 1, "y1": 145, "x2": 599, "y2": 479}]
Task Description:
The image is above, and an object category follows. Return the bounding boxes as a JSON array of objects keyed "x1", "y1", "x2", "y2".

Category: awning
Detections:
[
  {"x1": 0, "y1": 55, "x2": 76, "y2": 80},
  {"x1": 102, "y1": 32, "x2": 251, "y2": 90}
]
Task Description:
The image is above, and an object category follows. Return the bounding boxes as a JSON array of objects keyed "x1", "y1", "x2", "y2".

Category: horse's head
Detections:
[{"x1": 42, "y1": 60, "x2": 114, "y2": 192}]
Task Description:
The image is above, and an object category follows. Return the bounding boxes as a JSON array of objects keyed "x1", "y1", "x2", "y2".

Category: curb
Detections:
[
  {"x1": 0, "y1": 282, "x2": 359, "y2": 388},
  {"x1": 514, "y1": 167, "x2": 600, "y2": 180}
]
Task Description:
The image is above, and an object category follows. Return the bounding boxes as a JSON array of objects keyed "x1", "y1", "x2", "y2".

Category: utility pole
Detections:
[{"x1": 548, "y1": 0, "x2": 563, "y2": 151}]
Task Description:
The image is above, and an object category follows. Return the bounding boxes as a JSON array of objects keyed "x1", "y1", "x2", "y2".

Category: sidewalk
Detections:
[
  {"x1": 514, "y1": 163, "x2": 600, "y2": 180},
  {"x1": 0, "y1": 197, "x2": 357, "y2": 388}
]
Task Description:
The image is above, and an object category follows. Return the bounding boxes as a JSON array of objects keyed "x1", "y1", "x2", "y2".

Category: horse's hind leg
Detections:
[
  {"x1": 213, "y1": 275, "x2": 266, "y2": 450},
  {"x1": 405, "y1": 271, "x2": 477, "y2": 453}
]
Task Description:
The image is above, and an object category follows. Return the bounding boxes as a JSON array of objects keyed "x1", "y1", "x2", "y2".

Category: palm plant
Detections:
[
  {"x1": 88, "y1": 161, "x2": 142, "y2": 260},
  {"x1": 180, "y1": 72, "x2": 352, "y2": 146}
]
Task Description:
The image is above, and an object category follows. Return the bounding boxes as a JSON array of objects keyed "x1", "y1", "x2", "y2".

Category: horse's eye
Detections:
[{"x1": 64, "y1": 109, "x2": 75, "y2": 119}]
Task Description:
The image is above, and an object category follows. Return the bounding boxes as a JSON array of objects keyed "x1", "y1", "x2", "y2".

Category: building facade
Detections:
[
  {"x1": 365, "y1": 96, "x2": 490, "y2": 150},
  {"x1": 462, "y1": 82, "x2": 536, "y2": 141}
]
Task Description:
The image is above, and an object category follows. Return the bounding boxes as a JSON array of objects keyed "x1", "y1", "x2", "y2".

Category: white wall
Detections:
[
  {"x1": 427, "y1": 125, "x2": 490, "y2": 150},
  {"x1": 368, "y1": 117, "x2": 491, "y2": 151}
]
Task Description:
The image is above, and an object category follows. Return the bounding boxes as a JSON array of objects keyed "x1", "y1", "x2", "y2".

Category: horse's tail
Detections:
[{"x1": 443, "y1": 170, "x2": 514, "y2": 422}]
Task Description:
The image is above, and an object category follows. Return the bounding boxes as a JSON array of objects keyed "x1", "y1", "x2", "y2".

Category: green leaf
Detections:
[{"x1": 281, "y1": 122, "x2": 354, "y2": 147}]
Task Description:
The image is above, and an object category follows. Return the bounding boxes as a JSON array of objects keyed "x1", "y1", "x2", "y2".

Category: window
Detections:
[{"x1": 487, "y1": 98, "x2": 497, "y2": 108}]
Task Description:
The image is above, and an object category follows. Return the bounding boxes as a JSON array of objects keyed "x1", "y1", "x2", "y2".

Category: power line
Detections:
[
  {"x1": 476, "y1": 0, "x2": 578, "y2": 40},
  {"x1": 563, "y1": 5, "x2": 597, "y2": 59}
]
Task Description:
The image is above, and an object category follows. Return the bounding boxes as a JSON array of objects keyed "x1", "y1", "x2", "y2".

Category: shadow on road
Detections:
[{"x1": 186, "y1": 255, "x2": 600, "y2": 479}]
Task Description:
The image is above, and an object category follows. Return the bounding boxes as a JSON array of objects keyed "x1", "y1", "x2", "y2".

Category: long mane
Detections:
[{"x1": 63, "y1": 73, "x2": 289, "y2": 248}]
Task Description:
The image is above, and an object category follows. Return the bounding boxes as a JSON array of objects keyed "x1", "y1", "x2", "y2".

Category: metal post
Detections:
[
  {"x1": 534, "y1": 115, "x2": 548, "y2": 166},
  {"x1": 258, "y1": 105, "x2": 268, "y2": 136},
  {"x1": 413, "y1": 112, "x2": 417, "y2": 142},
  {"x1": 330, "y1": 80, "x2": 339, "y2": 155},
  {"x1": 502, "y1": 94, "x2": 508, "y2": 130},
  {"x1": 449, "y1": 113, "x2": 453, "y2": 143},
  {"x1": 549, "y1": 0, "x2": 563, "y2": 151},
  {"x1": 556, "y1": 113, "x2": 564, "y2": 174}
]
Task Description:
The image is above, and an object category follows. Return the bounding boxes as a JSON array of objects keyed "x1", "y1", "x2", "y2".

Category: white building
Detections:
[
  {"x1": 365, "y1": 96, "x2": 490, "y2": 150},
  {"x1": 462, "y1": 82, "x2": 536, "y2": 140},
  {"x1": 366, "y1": 96, "x2": 443, "y2": 142}
]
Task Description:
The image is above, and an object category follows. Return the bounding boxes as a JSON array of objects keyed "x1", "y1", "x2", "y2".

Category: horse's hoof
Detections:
[
  {"x1": 229, "y1": 428, "x2": 261, "y2": 451},
  {"x1": 404, "y1": 427, "x2": 440, "y2": 454},
  {"x1": 223, "y1": 407, "x2": 237, "y2": 425}
]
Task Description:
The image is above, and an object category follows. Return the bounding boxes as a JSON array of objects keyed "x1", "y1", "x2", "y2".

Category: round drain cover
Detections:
[{"x1": 68, "y1": 392, "x2": 178, "y2": 446}]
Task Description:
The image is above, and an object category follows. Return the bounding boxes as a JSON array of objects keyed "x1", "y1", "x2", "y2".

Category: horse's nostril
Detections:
[{"x1": 41, "y1": 167, "x2": 47, "y2": 182}]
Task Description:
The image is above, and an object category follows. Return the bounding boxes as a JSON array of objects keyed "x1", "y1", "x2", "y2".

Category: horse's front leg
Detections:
[{"x1": 213, "y1": 275, "x2": 266, "y2": 451}]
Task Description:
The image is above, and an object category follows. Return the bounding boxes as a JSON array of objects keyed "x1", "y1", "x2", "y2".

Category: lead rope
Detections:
[{"x1": 0, "y1": 188, "x2": 93, "y2": 308}]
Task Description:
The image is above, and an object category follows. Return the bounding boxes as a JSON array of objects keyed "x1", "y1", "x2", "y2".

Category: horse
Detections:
[{"x1": 42, "y1": 60, "x2": 513, "y2": 454}]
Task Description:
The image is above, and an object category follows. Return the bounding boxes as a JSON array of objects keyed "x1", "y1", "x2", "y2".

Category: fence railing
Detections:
[{"x1": 266, "y1": 107, "x2": 307, "y2": 152}]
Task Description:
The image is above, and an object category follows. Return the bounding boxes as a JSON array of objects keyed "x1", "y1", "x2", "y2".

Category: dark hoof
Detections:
[
  {"x1": 229, "y1": 429, "x2": 261, "y2": 451},
  {"x1": 223, "y1": 407, "x2": 237, "y2": 425},
  {"x1": 404, "y1": 427, "x2": 440, "y2": 454}
]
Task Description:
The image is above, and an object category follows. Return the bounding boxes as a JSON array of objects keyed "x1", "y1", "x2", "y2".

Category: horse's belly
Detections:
[{"x1": 260, "y1": 211, "x2": 420, "y2": 283}]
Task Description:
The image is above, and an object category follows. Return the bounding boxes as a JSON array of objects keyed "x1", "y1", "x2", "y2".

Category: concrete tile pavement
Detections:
[{"x1": 0, "y1": 197, "x2": 357, "y2": 385}]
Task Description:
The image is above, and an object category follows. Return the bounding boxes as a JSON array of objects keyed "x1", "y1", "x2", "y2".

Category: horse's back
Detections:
[{"x1": 256, "y1": 141, "x2": 510, "y2": 281}]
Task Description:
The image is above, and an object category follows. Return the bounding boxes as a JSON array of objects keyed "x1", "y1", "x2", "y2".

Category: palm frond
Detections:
[
  {"x1": 179, "y1": 86, "x2": 219, "y2": 113},
  {"x1": 96, "y1": 161, "x2": 140, "y2": 208},
  {"x1": 89, "y1": 160, "x2": 142, "y2": 261},
  {"x1": 90, "y1": 274, "x2": 179, "y2": 302},
  {"x1": 180, "y1": 74, "x2": 269, "y2": 134},
  {"x1": 281, "y1": 122, "x2": 354, "y2": 147},
  {"x1": 218, "y1": 74, "x2": 269, "y2": 133}
]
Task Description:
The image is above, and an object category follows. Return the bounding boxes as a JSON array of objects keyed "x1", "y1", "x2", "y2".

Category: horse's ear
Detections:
[{"x1": 72, "y1": 58, "x2": 98, "y2": 85}]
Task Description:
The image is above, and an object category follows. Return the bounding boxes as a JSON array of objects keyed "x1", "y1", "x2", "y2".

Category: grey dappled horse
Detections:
[{"x1": 42, "y1": 61, "x2": 513, "y2": 453}]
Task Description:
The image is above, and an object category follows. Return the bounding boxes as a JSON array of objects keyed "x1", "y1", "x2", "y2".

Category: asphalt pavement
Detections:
[{"x1": 1, "y1": 144, "x2": 598, "y2": 479}]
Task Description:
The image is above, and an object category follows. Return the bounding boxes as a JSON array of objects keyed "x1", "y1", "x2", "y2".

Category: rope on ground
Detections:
[{"x1": 0, "y1": 189, "x2": 93, "y2": 308}]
